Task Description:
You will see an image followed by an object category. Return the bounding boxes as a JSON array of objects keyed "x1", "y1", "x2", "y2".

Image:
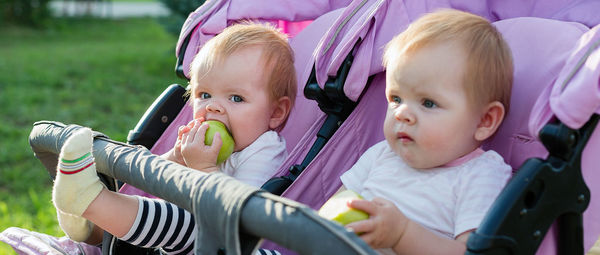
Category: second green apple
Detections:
[{"x1": 318, "y1": 189, "x2": 370, "y2": 226}]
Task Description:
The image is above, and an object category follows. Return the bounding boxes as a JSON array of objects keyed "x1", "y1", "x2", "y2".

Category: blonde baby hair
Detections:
[{"x1": 383, "y1": 9, "x2": 513, "y2": 113}]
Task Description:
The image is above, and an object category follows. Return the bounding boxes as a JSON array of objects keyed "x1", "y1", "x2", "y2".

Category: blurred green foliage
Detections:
[
  {"x1": 0, "y1": 17, "x2": 181, "y2": 254},
  {"x1": 1, "y1": 0, "x2": 52, "y2": 27},
  {"x1": 157, "y1": 0, "x2": 205, "y2": 35}
]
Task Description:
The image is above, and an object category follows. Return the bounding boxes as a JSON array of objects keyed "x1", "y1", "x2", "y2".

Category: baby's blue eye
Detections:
[
  {"x1": 390, "y1": 96, "x2": 402, "y2": 104},
  {"x1": 423, "y1": 99, "x2": 437, "y2": 108},
  {"x1": 200, "y1": 92, "x2": 211, "y2": 99},
  {"x1": 230, "y1": 95, "x2": 243, "y2": 102}
]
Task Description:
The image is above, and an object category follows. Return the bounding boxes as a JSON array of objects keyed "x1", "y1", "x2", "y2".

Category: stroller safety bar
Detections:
[{"x1": 28, "y1": 121, "x2": 377, "y2": 255}]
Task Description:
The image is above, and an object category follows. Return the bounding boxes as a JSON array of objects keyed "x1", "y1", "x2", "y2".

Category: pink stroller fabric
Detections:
[{"x1": 174, "y1": 0, "x2": 353, "y2": 81}]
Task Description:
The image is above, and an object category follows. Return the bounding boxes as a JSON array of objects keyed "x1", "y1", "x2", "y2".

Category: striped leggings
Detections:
[{"x1": 119, "y1": 196, "x2": 280, "y2": 255}]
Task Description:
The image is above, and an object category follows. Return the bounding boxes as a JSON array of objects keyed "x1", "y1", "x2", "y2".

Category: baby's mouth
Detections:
[
  {"x1": 205, "y1": 118, "x2": 229, "y2": 129},
  {"x1": 397, "y1": 132, "x2": 413, "y2": 143}
]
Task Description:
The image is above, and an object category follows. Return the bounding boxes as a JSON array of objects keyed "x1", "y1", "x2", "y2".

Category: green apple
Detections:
[
  {"x1": 318, "y1": 189, "x2": 369, "y2": 225},
  {"x1": 204, "y1": 120, "x2": 235, "y2": 165}
]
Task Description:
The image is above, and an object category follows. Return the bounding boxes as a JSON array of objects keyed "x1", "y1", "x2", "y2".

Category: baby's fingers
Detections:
[
  {"x1": 346, "y1": 218, "x2": 373, "y2": 234},
  {"x1": 186, "y1": 118, "x2": 197, "y2": 128},
  {"x1": 194, "y1": 123, "x2": 210, "y2": 145},
  {"x1": 348, "y1": 199, "x2": 377, "y2": 215},
  {"x1": 177, "y1": 125, "x2": 190, "y2": 140},
  {"x1": 186, "y1": 120, "x2": 202, "y2": 144},
  {"x1": 210, "y1": 132, "x2": 223, "y2": 151},
  {"x1": 346, "y1": 220, "x2": 378, "y2": 244},
  {"x1": 181, "y1": 130, "x2": 189, "y2": 145}
]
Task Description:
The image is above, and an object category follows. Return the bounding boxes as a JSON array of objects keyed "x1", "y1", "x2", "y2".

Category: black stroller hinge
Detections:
[
  {"x1": 262, "y1": 44, "x2": 360, "y2": 195},
  {"x1": 324, "y1": 48, "x2": 357, "y2": 116},
  {"x1": 175, "y1": 32, "x2": 193, "y2": 80},
  {"x1": 290, "y1": 50, "x2": 358, "y2": 180},
  {"x1": 305, "y1": 46, "x2": 358, "y2": 119},
  {"x1": 539, "y1": 122, "x2": 578, "y2": 161},
  {"x1": 466, "y1": 114, "x2": 599, "y2": 255}
]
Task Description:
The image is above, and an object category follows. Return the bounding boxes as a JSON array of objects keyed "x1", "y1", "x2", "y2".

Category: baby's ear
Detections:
[
  {"x1": 474, "y1": 101, "x2": 505, "y2": 141},
  {"x1": 269, "y1": 96, "x2": 292, "y2": 130}
]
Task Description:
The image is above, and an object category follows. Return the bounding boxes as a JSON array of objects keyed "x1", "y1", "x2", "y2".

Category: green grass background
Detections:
[{"x1": 0, "y1": 17, "x2": 182, "y2": 254}]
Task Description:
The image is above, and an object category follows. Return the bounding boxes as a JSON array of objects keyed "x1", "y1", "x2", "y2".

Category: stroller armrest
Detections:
[
  {"x1": 29, "y1": 121, "x2": 376, "y2": 255},
  {"x1": 29, "y1": 121, "x2": 123, "y2": 192}
]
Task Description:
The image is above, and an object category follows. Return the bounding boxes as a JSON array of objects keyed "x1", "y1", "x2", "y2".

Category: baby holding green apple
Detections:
[
  {"x1": 324, "y1": 9, "x2": 514, "y2": 254},
  {"x1": 51, "y1": 22, "x2": 296, "y2": 254}
]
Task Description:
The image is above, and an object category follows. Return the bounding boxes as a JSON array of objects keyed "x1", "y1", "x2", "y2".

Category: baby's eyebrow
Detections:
[
  {"x1": 385, "y1": 85, "x2": 401, "y2": 94},
  {"x1": 227, "y1": 85, "x2": 252, "y2": 96}
]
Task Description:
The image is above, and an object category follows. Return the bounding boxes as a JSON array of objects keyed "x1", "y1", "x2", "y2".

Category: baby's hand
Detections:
[
  {"x1": 178, "y1": 117, "x2": 203, "y2": 140},
  {"x1": 345, "y1": 197, "x2": 408, "y2": 249},
  {"x1": 172, "y1": 127, "x2": 187, "y2": 165},
  {"x1": 180, "y1": 119, "x2": 221, "y2": 172},
  {"x1": 172, "y1": 118, "x2": 202, "y2": 165}
]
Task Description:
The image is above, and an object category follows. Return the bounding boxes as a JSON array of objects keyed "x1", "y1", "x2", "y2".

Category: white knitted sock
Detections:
[
  {"x1": 56, "y1": 209, "x2": 95, "y2": 242},
  {"x1": 52, "y1": 128, "x2": 103, "y2": 241}
]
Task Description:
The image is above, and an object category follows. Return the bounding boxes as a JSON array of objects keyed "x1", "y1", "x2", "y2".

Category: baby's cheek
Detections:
[
  {"x1": 419, "y1": 134, "x2": 447, "y2": 152},
  {"x1": 382, "y1": 121, "x2": 395, "y2": 140},
  {"x1": 192, "y1": 101, "x2": 207, "y2": 119},
  {"x1": 192, "y1": 110, "x2": 203, "y2": 120},
  {"x1": 230, "y1": 130, "x2": 255, "y2": 152}
]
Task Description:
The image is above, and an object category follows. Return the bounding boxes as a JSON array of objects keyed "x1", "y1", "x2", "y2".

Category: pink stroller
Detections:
[{"x1": 3, "y1": 0, "x2": 600, "y2": 254}]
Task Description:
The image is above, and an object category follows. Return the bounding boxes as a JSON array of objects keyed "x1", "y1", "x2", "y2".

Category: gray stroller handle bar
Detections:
[{"x1": 29, "y1": 121, "x2": 376, "y2": 255}]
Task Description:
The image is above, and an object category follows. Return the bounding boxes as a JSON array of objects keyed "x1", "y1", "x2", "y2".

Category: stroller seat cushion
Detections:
[{"x1": 483, "y1": 17, "x2": 589, "y2": 169}]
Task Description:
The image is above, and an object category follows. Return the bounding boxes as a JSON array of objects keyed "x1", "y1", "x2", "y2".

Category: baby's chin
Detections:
[
  {"x1": 232, "y1": 138, "x2": 252, "y2": 152},
  {"x1": 393, "y1": 143, "x2": 461, "y2": 169},
  {"x1": 405, "y1": 160, "x2": 442, "y2": 170},
  {"x1": 399, "y1": 152, "x2": 447, "y2": 169}
]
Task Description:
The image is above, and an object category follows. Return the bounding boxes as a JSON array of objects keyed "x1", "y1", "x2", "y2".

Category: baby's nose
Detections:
[
  {"x1": 206, "y1": 101, "x2": 224, "y2": 113},
  {"x1": 395, "y1": 105, "x2": 415, "y2": 124}
]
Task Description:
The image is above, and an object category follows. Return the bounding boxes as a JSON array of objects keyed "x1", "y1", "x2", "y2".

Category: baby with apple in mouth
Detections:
[
  {"x1": 333, "y1": 9, "x2": 514, "y2": 254},
  {"x1": 51, "y1": 23, "x2": 296, "y2": 254}
]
